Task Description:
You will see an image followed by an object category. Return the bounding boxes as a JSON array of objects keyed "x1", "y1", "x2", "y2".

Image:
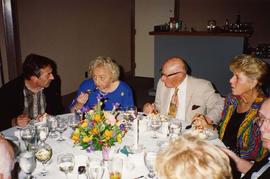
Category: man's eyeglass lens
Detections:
[{"x1": 161, "y1": 71, "x2": 182, "y2": 78}]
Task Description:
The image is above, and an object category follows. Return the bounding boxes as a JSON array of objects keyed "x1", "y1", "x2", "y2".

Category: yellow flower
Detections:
[
  {"x1": 94, "y1": 114, "x2": 101, "y2": 122},
  {"x1": 92, "y1": 127, "x2": 98, "y2": 135},
  {"x1": 71, "y1": 134, "x2": 80, "y2": 142},
  {"x1": 116, "y1": 134, "x2": 122, "y2": 143},
  {"x1": 81, "y1": 121, "x2": 88, "y2": 128},
  {"x1": 104, "y1": 130, "x2": 113, "y2": 141},
  {"x1": 82, "y1": 136, "x2": 92, "y2": 143}
]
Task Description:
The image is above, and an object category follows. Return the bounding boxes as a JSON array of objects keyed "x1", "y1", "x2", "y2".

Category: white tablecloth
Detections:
[{"x1": 2, "y1": 113, "x2": 225, "y2": 179}]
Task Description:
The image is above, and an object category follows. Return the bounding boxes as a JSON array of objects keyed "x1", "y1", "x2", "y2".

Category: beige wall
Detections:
[
  {"x1": 135, "y1": 0, "x2": 174, "y2": 78},
  {"x1": 135, "y1": 0, "x2": 270, "y2": 78},
  {"x1": 17, "y1": 0, "x2": 131, "y2": 95}
]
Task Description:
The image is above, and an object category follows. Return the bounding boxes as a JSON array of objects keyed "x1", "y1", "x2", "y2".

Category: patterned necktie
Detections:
[{"x1": 168, "y1": 88, "x2": 179, "y2": 118}]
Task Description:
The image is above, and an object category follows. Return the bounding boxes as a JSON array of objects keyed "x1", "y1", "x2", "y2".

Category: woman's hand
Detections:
[
  {"x1": 192, "y1": 114, "x2": 213, "y2": 130},
  {"x1": 71, "y1": 92, "x2": 89, "y2": 112},
  {"x1": 76, "y1": 92, "x2": 89, "y2": 105},
  {"x1": 219, "y1": 146, "x2": 253, "y2": 173}
]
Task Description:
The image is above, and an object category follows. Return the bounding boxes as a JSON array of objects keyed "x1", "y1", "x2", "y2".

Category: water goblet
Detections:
[
  {"x1": 150, "y1": 118, "x2": 162, "y2": 138},
  {"x1": 20, "y1": 125, "x2": 36, "y2": 151},
  {"x1": 47, "y1": 116, "x2": 58, "y2": 138},
  {"x1": 123, "y1": 105, "x2": 137, "y2": 130},
  {"x1": 57, "y1": 153, "x2": 75, "y2": 179},
  {"x1": 56, "y1": 117, "x2": 68, "y2": 142},
  {"x1": 37, "y1": 125, "x2": 49, "y2": 144},
  {"x1": 35, "y1": 142, "x2": 52, "y2": 176},
  {"x1": 19, "y1": 151, "x2": 36, "y2": 179},
  {"x1": 68, "y1": 113, "x2": 80, "y2": 130},
  {"x1": 87, "y1": 158, "x2": 104, "y2": 179},
  {"x1": 144, "y1": 151, "x2": 157, "y2": 178},
  {"x1": 168, "y1": 120, "x2": 182, "y2": 140}
]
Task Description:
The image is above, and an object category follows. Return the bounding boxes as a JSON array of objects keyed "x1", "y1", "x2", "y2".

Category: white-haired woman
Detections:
[{"x1": 70, "y1": 56, "x2": 134, "y2": 112}]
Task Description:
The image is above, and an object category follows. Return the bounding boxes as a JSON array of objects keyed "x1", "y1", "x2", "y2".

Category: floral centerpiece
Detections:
[{"x1": 71, "y1": 98, "x2": 126, "y2": 152}]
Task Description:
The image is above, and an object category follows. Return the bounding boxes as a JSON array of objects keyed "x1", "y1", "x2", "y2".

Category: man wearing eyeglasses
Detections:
[
  {"x1": 221, "y1": 98, "x2": 270, "y2": 178},
  {"x1": 143, "y1": 56, "x2": 224, "y2": 124}
]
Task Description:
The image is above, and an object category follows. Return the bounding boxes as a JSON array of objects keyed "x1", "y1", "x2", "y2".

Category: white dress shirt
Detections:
[{"x1": 171, "y1": 76, "x2": 187, "y2": 120}]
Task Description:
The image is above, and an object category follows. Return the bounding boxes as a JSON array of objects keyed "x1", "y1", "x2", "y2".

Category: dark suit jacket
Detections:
[
  {"x1": 0, "y1": 75, "x2": 64, "y2": 131},
  {"x1": 242, "y1": 156, "x2": 270, "y2": 179}
]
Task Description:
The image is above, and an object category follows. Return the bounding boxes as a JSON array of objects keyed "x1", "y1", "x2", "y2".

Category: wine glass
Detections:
[
  {"x1": 168, "y1": 120, "x2": 182, "y2": 140},
  {"x1": 144, "y1": 151, "x2": 157, "y2": 178},
  {"x1": 56, "y1": 117, "x2": 68, "y2": 142},
  {"x1": 19, "y1": 151, "x2": 36, "y2": 179},
  {"x1": 123, "y1": 105, "x2": 138, "y2": 130},
  {"x1": 87, "y1": 158, "x2": 104, "y2": 179},
  {"x1": 35, "y1": 142, "x2": 52, "y2": 176},
  {"x1": 47, "y1": 116, "x2": 58, "y2": 138},
  {"x1": 37, "y1": 125, "x2": 49, "y2": 144},
  {"x1": 68, "y1": 113, "x2": 80, "y2": 130},
  {"x1": 57, "y1": 153, "x2": 75, "y2": 179},
  {"x1": 150, "y1": 118, "x2": 162, "y2": 138},
  {"x1": 20, "y1": 125, "x2": 36, "y2": 151}
]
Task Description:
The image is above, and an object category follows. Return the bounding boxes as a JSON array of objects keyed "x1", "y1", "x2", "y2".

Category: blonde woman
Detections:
[
  {"x1": 156, "y1": 134, "x2": 232, "y2": 179},
  {"x1": 70, "y1": 56, "x2": 134, "y2": 111},
  {"x1": 219, "y1": 55, "x2": 269, "y2": 162}
]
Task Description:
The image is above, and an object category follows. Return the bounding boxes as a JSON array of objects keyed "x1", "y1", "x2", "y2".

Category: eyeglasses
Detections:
[
  {"x1": 256, "y1": 114, "x2": 270, "y2": 128},
  {"x1": 161, "y1": 71, "x2": 183, "y2": 78}
]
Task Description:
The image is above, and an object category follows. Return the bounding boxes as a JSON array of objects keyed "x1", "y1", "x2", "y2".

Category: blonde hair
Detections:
[
  {"x1": 88, "y1": 56, "x2": 120, "y2": 82},
  {"x1": 156, "y1": 134, "x2": 232, "y2": 179},
  {"x1": 230, "y1": 54, "x2": 269, "y2": 91}
]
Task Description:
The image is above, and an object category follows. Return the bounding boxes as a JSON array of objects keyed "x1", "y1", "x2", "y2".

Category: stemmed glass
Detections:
[
  {"x1": 87, "y1": 158, "x2": 104, "y2": 179},
  {"x1": 20, "y1": 125, "x2": 36, "y2": 151},
  {"x1": 56, "y1": 117, "x2": 68, "y2": 142},
  {"x1": 19, "y1": 151, "x2": 36, "y2": 179},
  {"x1": 35, "y1": 142, "x2": 52, "y2": 176},
  {"x1": 57, "y1": 153, "x2": 75, "y2": 179},
  {"x1": 124, "y1": 105, "x2": 138, "y2": 130},
  {"x1": 47, "y1": 116, "x2": 58, "y2": 138},
  {"x1": 144, "y1": 151, "x2": 157, "y2": 178},
  {"x1": 150, "y1": 118, "x2": 162, "y2": 138},
  {"x1": 68, "y1": 113, "x2": 80, "y2": 130},
  {"x1": 37, "y1": 125, "x2": 49, "y2": 144},
  {"x1": 168, "y1": 120, "x2": 182, "y2": 140}
]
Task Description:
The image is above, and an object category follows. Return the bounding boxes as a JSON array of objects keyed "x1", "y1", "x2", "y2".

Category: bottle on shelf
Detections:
[
  {"x1": 169, "y1": 17, "x2": 176, "y2": 32},
  {"x1": 224, "y1": 19, "x2": 229, "y2": 32}
]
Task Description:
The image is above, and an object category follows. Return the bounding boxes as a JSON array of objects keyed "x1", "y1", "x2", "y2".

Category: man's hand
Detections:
[
  {"x1": 143, "y1": 103, "x2": 155, "y2": 114},
  {"x1": 15, "y1": 114, "x2": 30, "y2": 127}
]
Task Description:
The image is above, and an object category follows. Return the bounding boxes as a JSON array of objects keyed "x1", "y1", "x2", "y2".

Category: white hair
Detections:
[{"x1": 0, "y1": 140, "x2": 14, "y2": 179}]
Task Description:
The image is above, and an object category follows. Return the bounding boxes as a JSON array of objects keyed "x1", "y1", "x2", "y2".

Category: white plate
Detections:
[{"x1": 184, "y1": 128, "x2": 218, "y2": 140}]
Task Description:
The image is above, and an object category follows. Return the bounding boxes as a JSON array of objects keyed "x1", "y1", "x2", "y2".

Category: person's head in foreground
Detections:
[
  {"x1": 156, "y1": 134, "x2": 232, "y2": 179},
  {"x1": 0, "y1": 137, "x2": 15, "y2": 179},
  {"x1": 88, "y1": 56, "x2": 120, "y2": 92}
]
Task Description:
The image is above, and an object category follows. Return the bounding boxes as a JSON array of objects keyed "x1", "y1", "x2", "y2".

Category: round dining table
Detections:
[{"x1": 2, "y1": 113, "x2": 225, "y2": 179}]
